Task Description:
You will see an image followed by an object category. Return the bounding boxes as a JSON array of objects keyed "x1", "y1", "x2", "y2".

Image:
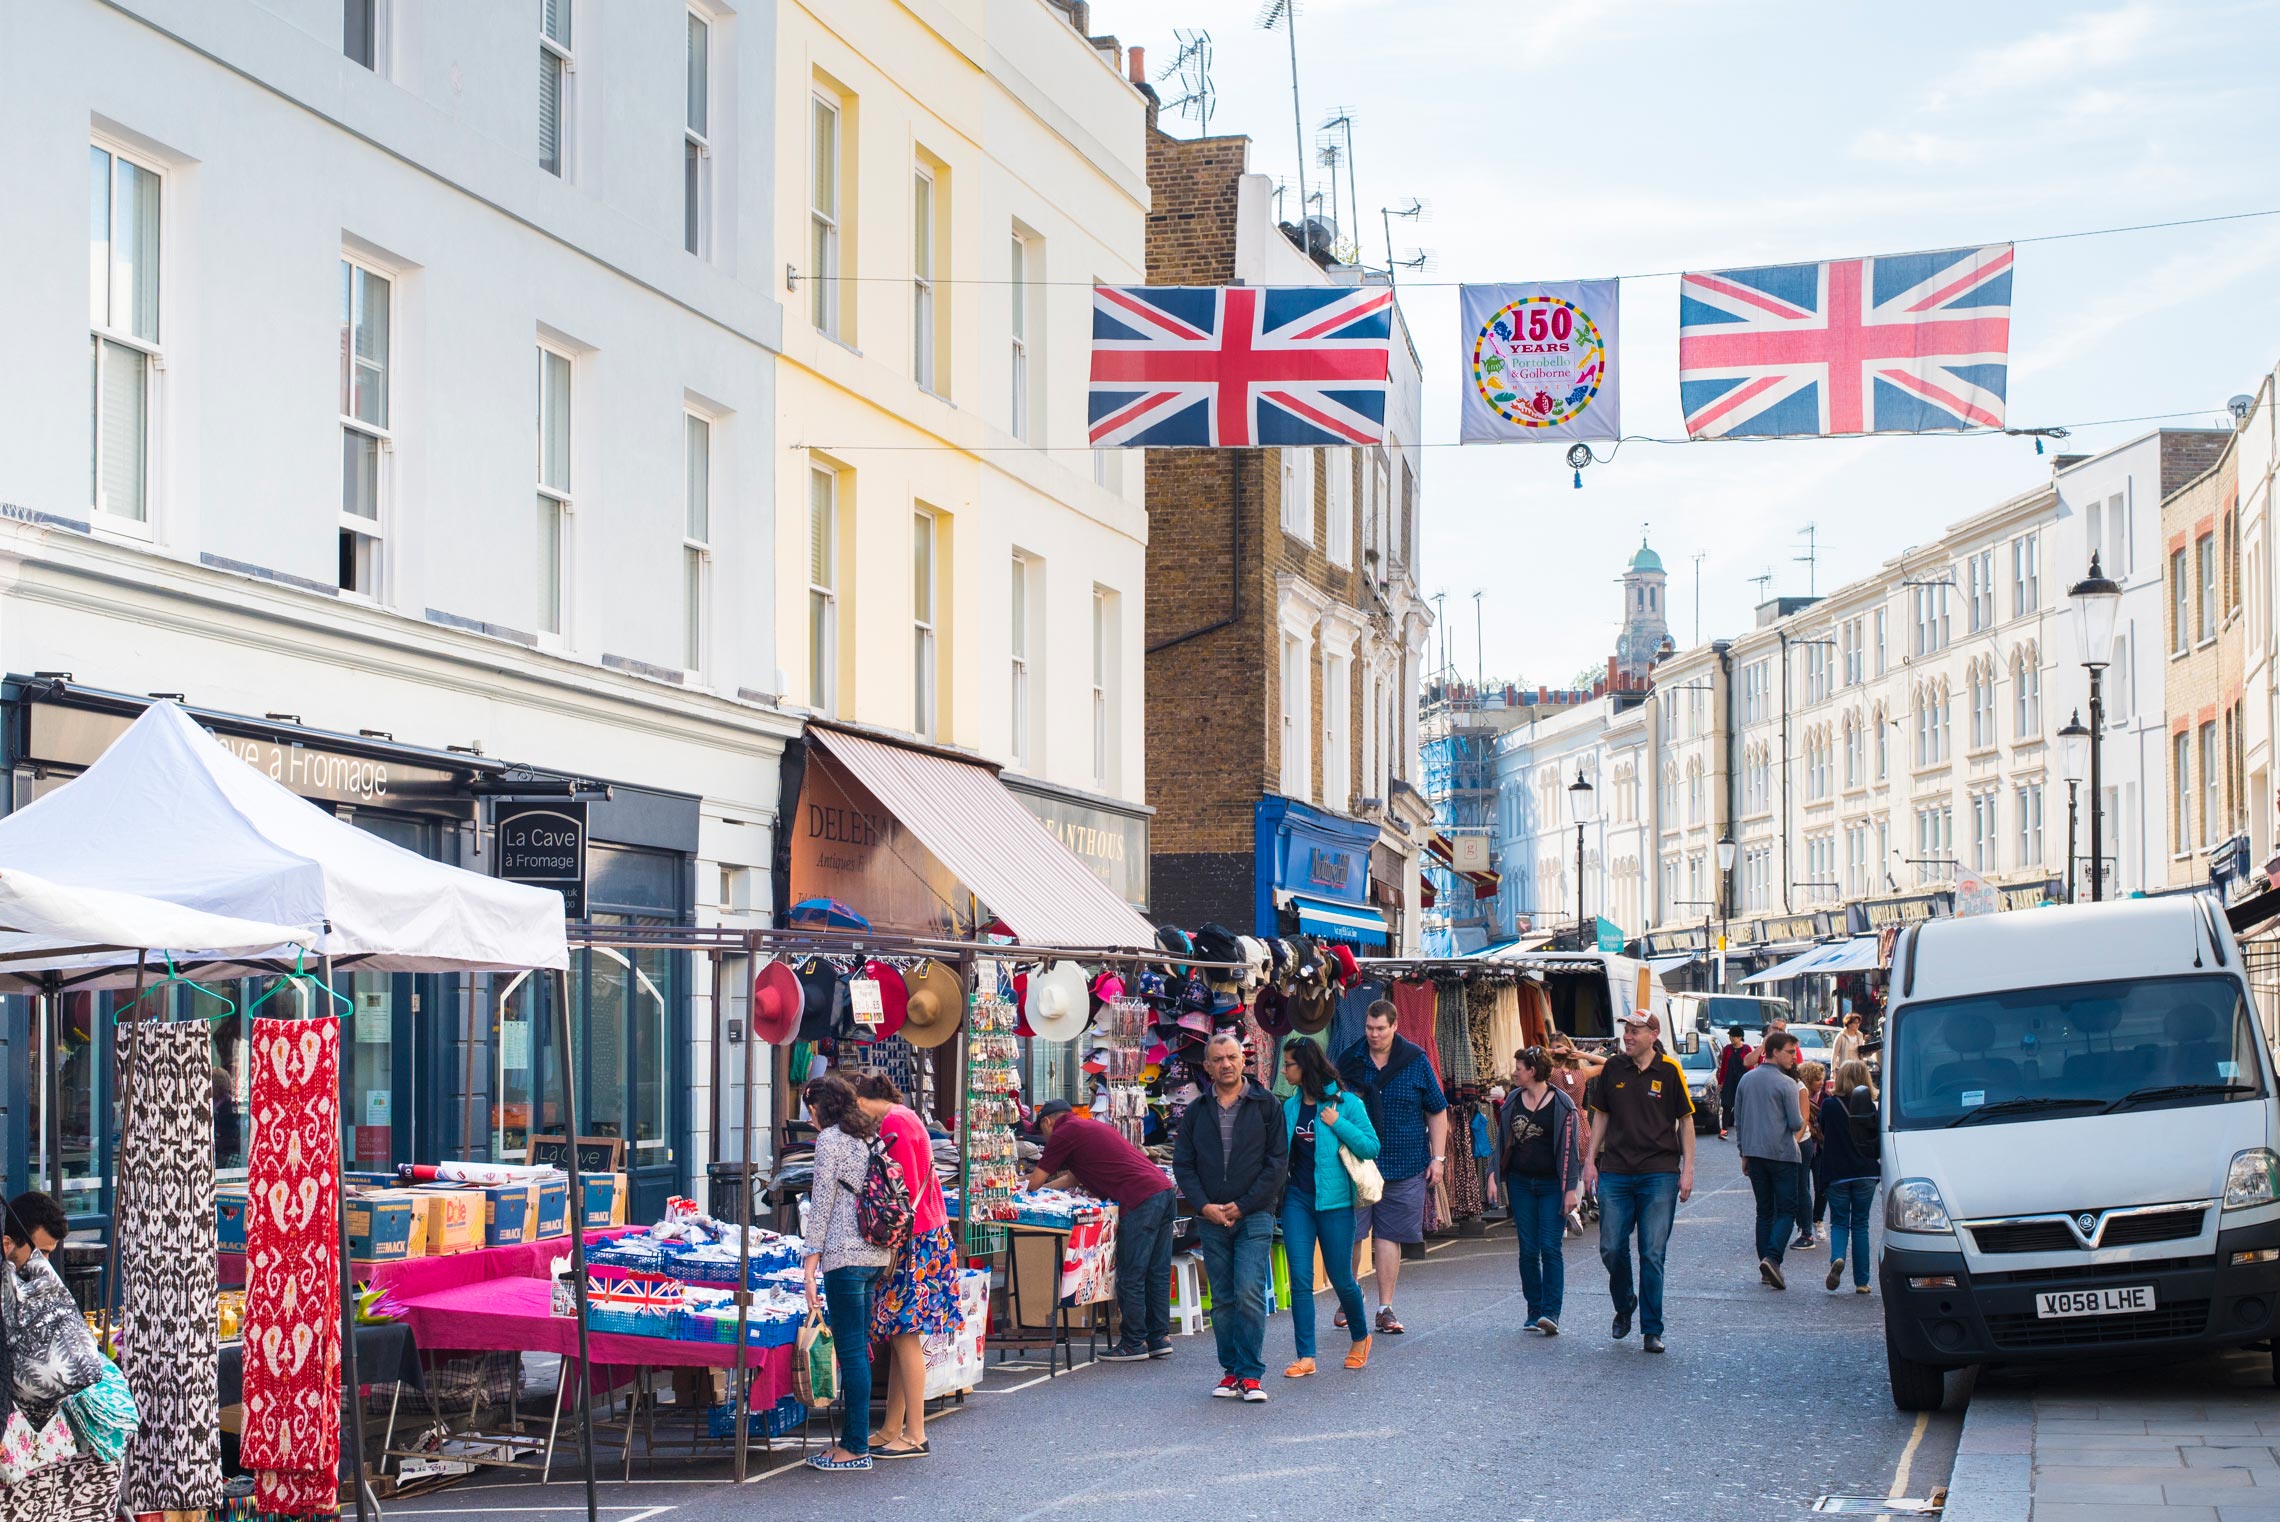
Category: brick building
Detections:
[
  {"x1": 2161, "y1": 435, "x2": 2248, "y2": 888},
  {"x1": 1135, "y1": 74, "x2": 1433, "y2": 951}
]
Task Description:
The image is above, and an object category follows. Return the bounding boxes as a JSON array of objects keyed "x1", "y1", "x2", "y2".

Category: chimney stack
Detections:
[{"x1": 1127, "y1": 45, "x2": 1145, "y2": 84}]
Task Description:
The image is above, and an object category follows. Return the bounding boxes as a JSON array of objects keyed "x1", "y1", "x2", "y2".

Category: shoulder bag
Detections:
[
  {"x1": 1325, "y1": 1090, "x2": 1384, "y2": 1204},
  {"x1": 792, "y1": 1305, "x2": 838, "y2": 1408}
]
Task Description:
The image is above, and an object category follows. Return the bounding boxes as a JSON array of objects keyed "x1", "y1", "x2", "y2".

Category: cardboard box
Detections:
[
  {"x1": 609, "y1": 1172, "x2": 628, "y2": 1225},
  {"x1": 415, "y1": 1188, "x2": 483, "y2": 1255},
  {"x1": 347, "y1": 1191, "x2": 418, "y2": 1262},
  {"x1": 479, "y1": 1182, "x2": 538, "y2": 1248},
  {"x1": 577, "y1": 1174, "x2": 617, "y2": 1231},
  {"x1": 534, "y1": 1177, "x2": 569, "y2": 1240},
  {"x1": 216, "y1": 1188, "x2": 249, "y2": 1254},
  {"x1": 345, "y1": 1170, "x2": 399, "y2": 1189}
]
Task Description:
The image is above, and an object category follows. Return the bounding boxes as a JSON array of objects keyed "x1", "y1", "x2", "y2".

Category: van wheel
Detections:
[{"x1": 1886, "y1": 1330, "x2": 1946, "y2": 1411}]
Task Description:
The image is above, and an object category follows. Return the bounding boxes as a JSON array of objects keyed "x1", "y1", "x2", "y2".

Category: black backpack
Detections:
[{"x1": 1845, "y1": 1085, "x2": 1881, "y2": 1164}]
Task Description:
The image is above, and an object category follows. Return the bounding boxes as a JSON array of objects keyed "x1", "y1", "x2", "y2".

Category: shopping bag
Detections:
[
  {"x1": 0, "y1": 1409, "x2": 77, "y2": 1485},
  {"x1": 792, "y1": 1308, "x2": 837, "y2": 1408},
  {"x1": 0, "y1": 1252, "x2": 104, "y2": 1420},
  {"x1": 1339, "y1": 1144, "x2": 1385, "y2": 1205},
  {"x1": 58, "y1": 1356, "x2": 139, "y2": 1464}
]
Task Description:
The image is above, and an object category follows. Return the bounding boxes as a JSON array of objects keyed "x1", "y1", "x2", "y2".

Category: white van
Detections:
[{"x1": 1878, "y1": 897, "x2": 2280, "y2": 1409}]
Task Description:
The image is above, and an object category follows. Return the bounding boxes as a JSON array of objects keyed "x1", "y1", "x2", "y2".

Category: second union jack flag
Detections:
[
  {"x1": 1677, "y1": 244, "x2": 2012, "y2": 439},
  {"x1": 1088, "y1": 284, "x2": 1393, "y2": 448}
]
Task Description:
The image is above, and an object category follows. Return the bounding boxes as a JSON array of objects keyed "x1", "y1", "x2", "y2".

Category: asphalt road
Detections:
[{"x1": 384, "y1": 1138, "x2": 1963, "y2": 1521}]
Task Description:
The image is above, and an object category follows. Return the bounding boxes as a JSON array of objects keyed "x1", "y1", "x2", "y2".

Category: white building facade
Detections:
[{"x1": 0, "y1": 0, "x2": 796, "y2": 1222}]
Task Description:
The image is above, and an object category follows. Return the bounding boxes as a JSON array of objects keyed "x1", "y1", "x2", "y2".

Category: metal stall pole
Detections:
[
  {"x1": 733, "y1": 945, "x2": 758, "y2": 1480},
  {"x1": 322, "y1": 957, "x2": 376, "y2": 1522},
  {"x1": 551, "y1": 965, "x2": 601, "y2": 1522},
  {"x1": 102, "y1": 957, "x2": 148, "y2": 1333}
]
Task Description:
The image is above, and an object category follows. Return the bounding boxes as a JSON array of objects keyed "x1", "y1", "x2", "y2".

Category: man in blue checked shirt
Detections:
[{"x1": 1336, "y1": 1000, "x2": 1448, "y2": 1336}]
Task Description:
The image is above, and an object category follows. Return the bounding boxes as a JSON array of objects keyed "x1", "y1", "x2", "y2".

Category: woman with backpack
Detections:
[
  {"x1": 1817, "y1": 1059, "x2": 1881, "y2": 1294},
  {"x1": 800, "y1": 1072, "x2": 892, "y2": 1471},
  {"x1": 854, "y1": 1072, "x2": 956, "y2": 1459}
]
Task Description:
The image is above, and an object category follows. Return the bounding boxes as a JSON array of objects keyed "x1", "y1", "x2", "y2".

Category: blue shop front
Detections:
[{"x1": 1253, "y1": 796, "x2": 1390, "y2": 949}]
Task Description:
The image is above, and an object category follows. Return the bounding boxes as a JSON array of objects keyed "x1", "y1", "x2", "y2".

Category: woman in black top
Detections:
[{"x1": 1493, "y1": 1047, "x2": 1583, "y2": 1335}]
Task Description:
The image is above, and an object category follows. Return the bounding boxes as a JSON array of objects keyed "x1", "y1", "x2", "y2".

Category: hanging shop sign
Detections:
[
  {"x1": 1847, "y1": 891, "x2": 1954, "y2": 934},
  {"x1": 1003, "y1": 778, "x2": 1152, "y2": 911},
  {"x1": 788, "y1": 749, "x2": 964, "y2": 939},
  {"x1": 1758, "y1": 912, "x2": 1824, "y2": 945},
  {"x1": 1460, "y1": 281, "x2": 1621, "y2": 443},
  {"x1": 496, "y1": 800, "x2": 587, "y2": 918}
]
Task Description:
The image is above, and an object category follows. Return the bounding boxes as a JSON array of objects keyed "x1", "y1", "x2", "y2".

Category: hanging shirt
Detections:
[{"x1": 1288, "y1": 1101, "x2": 1319, "y2": 1198}]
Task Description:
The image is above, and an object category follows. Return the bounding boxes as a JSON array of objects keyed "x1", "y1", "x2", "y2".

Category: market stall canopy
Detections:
[
  {"x1": 1282, "y1": 891, "x2": 1390, "y2": 948},
  {"x1": 0, "y1": 700, "x2": 567, "y2": 980},
  {"x1": 1741, "y1": 936, "x2": 1879, "y2": 985},
  {"x1": 806, "y1": 726, "x2": 1158, "y2": 950},
  {"x1": 1646, "y1": 953, "x2": 1699, "y2": 976},
  {"x1": 1741, "y1": 945, "x2": 1825, "y2": 985},
  {"x1": 0, "y1": 866, "x2": 316, "y2": 974}
]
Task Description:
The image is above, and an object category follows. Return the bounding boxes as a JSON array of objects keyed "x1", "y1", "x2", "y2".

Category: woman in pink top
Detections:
[{"x1": 853, "y1": 1072, "x2": 959, "y2": 1458}]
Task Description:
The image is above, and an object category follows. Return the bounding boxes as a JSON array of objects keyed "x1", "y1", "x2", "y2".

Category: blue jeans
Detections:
[
  {"x1": 1746, "y1": 1158, "x2": 1805, "y2": 1267},
  {"x1": 822, "y1": 1265, "x2": 882, "y2": 1453},
  {"x1": 1277, "y1": 1191, "x2": 1365, "y2": 1359},
  {"x1": 1116, "y1": 1188, "x2": 1178, "y2": 1349},
  {"x1": 1196, "y1": 1210, "x2": 1274, "y2": 1380},
  {"x1": 1596, "y1": 1171, "x2": 1679, "y2": 1338},
  {"x1": 1507, "y1": 1174, "x2": 1567, "y2": 1322},
  {"x1": 1827, "y1": 1177, "x2": 1876, "y2": 1285}
]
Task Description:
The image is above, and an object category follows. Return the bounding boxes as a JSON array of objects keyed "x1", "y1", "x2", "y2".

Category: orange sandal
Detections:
[
  {"x1": 1282, "y1": 1357, "x2": 1316, "y2": 1378},
  {"x1": 1344, "y1": 1336, "x2": 1372, "y2": 1369}
]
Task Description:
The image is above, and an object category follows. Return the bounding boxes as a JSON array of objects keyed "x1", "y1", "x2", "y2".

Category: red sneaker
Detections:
[
  {"x1": 1238, "y1": 1378, "x2": 1268, "y2": 1403},
  {"x1": 1210, "y1": 1375, "x2": 1242, "y2": 1399}
]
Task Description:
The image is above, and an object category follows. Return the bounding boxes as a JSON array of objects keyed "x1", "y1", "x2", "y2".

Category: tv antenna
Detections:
[
  {"x1": 1318, "y1": 108, "x2": 1359, "y2": 262},
  {"x1": 1380, "y1": 199, "x2": 1430, "y2": 286},
  {"x1": 1161, "y1": 30, "x2": 1215, "y2": 138},
  {"x1": 1795, "y1": 521, "x2": 1820, "y2": 597},
  {"x1": 1691, "y1": 551, "x2": 1706, "y2": 645},
  {"x1": 1748, "y1": 567, "x2": 1774, "y2": 602},
  {"x1": 1257, "y1": 0, "x2": 1310, "y2": 259}
]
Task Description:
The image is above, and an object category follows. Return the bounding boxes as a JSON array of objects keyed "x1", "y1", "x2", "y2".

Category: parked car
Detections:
[
  {"x1": 1673, "y1": 1041, "x2": 1720, "y2": 1131},
  {"x1": 1877, "y1": 897, "x2": 2280, "y2": 1411}
]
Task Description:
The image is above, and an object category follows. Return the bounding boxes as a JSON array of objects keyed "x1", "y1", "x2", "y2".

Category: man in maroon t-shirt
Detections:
[{"x1": 1029, "y1": 1102, "x2": 1179, "y2": 1360}]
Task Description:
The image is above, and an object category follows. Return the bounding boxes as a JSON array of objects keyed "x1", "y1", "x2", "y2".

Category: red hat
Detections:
[
  {"x1": 1013, "y1": 972, "x2": 1034, "y2": 1038},
  {"x1": 751, "y1": 960, "x2": 804, "y2": 1046},
  {"x1": 860, "y1": 959, "x2": 909, "y2": 1039},
  {"x1": 1327, "y1": 943, "x2": 1360, "y2": 986}
]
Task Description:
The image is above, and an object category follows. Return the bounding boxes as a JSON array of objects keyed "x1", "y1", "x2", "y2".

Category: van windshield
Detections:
[{"x1": 1888, "y1": 975, "x2": 2265, "y2": 1131}]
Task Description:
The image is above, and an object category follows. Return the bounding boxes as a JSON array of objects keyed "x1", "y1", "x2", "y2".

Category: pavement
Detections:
[
  {"x1": 378, "y1": 1138, "x2": 1965, "y2": 1521},
  {"x1": 1944, "y1": 1347, "x2": 2280, "y2": 1522}
]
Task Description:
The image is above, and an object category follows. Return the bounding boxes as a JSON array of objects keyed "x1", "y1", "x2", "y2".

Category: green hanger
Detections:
[
  {"x1": 244, "y1": 949, "x2": 353, "y2": 1020},
  {"x1": 117, "y1": 954, "x2": 241, "y2": 1023}
]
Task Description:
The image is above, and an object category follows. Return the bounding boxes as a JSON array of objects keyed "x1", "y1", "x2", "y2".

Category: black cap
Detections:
[{"x1": 1035, "y1": 1099, "x2": 1075, "y2": 1121}]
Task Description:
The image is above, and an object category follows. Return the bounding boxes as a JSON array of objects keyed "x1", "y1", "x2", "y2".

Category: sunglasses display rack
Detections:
[
  {"x1": 1098, "y1": 996, "x2": 1151, "y2": 1148},
  {"x1": 961, "y1": 988, "x2": 1022, "y2": 1241}
]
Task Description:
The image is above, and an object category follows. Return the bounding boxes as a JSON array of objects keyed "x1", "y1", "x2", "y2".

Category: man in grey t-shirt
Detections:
[{"x1": 1734, "y1": 1031, "x2": 1805, "y2": 1289}]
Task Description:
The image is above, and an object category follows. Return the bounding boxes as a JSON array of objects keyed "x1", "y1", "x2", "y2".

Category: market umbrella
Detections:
[{"x1": 788, "y1": 897, "x2": 869, "y2": 931}]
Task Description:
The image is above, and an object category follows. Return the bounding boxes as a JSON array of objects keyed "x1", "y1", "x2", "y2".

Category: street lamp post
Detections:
[
  {"x1": 1568, "y1": 770, "x2": 1596, "y2": 947},
  {"x1": 2069, "y1": 554, "x2": 2122, "y2": 902},
  {"x1": 1716, "y1": 831, "x2": 1737, "y2": 992},
  {"x1": 2057, "y1": 708, "x2": 2090, "y2": 904}
]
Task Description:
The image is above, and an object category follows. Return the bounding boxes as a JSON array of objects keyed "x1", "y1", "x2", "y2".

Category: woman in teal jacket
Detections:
[{"x1": 1278, "y1": 1037, "x2": 1381, "y2": 1377}]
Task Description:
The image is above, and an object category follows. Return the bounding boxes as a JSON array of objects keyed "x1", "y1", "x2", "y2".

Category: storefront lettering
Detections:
[
  {"x1": 808, "y1": 802, "x2": 890, "y2": 848},
  {"x1": 212, "y1": 732, "x2": 391, "y2": 802},
  {"x1": 1307, "y1": 847, "x2": 1352, "y2": 890},
  {"x1": 1864, "y1": 897, "x2": 1939, "y2": 927}
]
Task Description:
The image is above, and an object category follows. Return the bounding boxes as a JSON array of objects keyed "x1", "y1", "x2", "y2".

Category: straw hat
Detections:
[
  {"x1": 900, "y1": 960, "x2": 965, "y2": 1049},
  {"x1": 1024, "y1": 959, "x2": 1092, "y2": 1043},
  {"x1": 751, "y1": 959, "x2": 804, "y2": 1046}
]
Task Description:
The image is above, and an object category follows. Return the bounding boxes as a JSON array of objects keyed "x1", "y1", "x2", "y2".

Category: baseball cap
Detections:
[
  {"x1": 1615, "y1": 1010, "x2": 1660, "y2": 1030},
  {"x1": 1034, "y1": 1099, "x2": 1074, "y2": 1121}
]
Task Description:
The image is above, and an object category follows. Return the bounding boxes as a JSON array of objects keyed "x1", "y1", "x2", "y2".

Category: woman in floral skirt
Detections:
[{"x1": 853, "y1": 1072, "x2": 960, "y2": 1459}]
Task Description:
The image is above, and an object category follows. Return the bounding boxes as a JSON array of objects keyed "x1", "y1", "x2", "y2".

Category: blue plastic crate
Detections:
[
  {"x1": 705, "y1": 1395, "x2": 809, "y2": 1439},
  {"x1": 586, "y1": 1305, "x2": 678, "y2": 1339}
]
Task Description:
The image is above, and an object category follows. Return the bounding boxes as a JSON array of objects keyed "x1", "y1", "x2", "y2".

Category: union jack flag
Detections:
[
  {"x1": 1088, "y1": 285, "x2": 1393, "y2": 447},
  {"x1": 1677, "y1": 244, "x2": 2012, "y2": 438}
]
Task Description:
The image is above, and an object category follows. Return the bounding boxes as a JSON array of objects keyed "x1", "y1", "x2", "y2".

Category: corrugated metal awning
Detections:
[{"x1": 807, "y1": 726, "x2": 1159, "y2": 950}]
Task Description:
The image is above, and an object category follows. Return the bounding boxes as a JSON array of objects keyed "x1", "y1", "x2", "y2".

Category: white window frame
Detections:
[
  {"x1": 1325, "y1": 447, "x2": 1353, "y2": 567},
  {"x1": 2013, "y1": 533, "x2": 2039, "y2": 615},
  {"x1": 88, "y1": 137, "x2": 164, "y2": 538},
  {"x1": 912, "y1": 507, "x2": 938, "y2": 738},
  {"x1": 1321, "y1": 650, "x2": 1348, "y2": 809},
  {"x1": 810, "y1": 93, "x2": 842, "y2": 337},
  {"x1": 2175, "y1": 730, "x2": 2193, "y2": 855},
  {"x1": 1092, "y1": 587, "x2": 1114, "y2": 789},
  {"x1": 1281, "y1": 448, "x2": 1316, "y2": 542},
  {"x1": 535, "y1": 343, "x2": 575, "y2": 641},
  {"x1": 2202, "y1": 721, "x2": 2222, "y2": 846},
  {"x1": 2199, "y1": 534, "x2": 2219, "y2": 643},
  {"x1": 344, "y1": 0, "x2": 387, "y2": 71},
  {"x1": 339, "y1": 254, "x2": 393, "y2": 598},
  {"x1": 540, "y1": 0, "x2": 573, "y2": 178},
  {"x1": 1009, "y1": 232, "x2": 1033, "y2": 440},
  {"x1": 2173, "y1": 547, "x2": 2191, "y2": 655},
  {"x1": 809, "y1": 464, "x2": 840, "y2": 714},
  {"x1": 912, "y1": 165, "x2": 936, "y2": 391},
  {"x1": 684, "y1": 9, "x2": 712, "y2": 257},
  {"x1": 683, "y1": 410, "x2": 711, "y2": 676},
  {"x1": 1873, "y1": 607, "x2": 1888, "y2": 674},
  {"x1": 1280, "y1": 633, "x2": 1310, "y2": 799},
  {"x1": 1010, "y1": 553, "x2": 1033, "y2": 768}
]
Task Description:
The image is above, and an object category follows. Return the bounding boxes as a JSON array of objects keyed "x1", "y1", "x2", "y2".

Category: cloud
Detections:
[{"x1": 1927, "y1": 4, "x2": 2163, "y2": 109}]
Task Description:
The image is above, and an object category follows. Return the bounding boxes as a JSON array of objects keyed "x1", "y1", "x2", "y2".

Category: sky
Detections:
[{"x1": 1126, "y1": 0, "x2": 2280, "y2": 688}]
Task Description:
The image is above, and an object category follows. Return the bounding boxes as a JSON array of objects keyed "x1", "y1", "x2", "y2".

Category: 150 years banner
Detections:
[{"x1": 1460, "y1": 280, "x2": 1621, "y2": 443}]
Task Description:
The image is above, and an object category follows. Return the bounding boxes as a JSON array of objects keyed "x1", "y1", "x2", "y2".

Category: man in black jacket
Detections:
[{"x1": 1173, "y1": 1032, "x2": 1289, "y2": 1403}]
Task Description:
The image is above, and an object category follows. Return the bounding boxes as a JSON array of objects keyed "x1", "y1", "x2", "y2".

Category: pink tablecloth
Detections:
[
  {"x1": 365, "y1": 1227, "x2": 641, "y2": 1300},
  {"x1": 393, "y1": 1277, "x2": 795, "y2": 1401}
]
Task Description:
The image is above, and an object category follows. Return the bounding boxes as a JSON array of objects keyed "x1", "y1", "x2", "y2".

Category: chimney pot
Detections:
[{"x1": 1128, "y1": 44, "x2": 1145, "y2": 84}]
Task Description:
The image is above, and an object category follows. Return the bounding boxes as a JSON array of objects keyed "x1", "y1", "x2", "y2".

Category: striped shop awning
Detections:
[
  {"x1": 806, "y1": 726, "x2": 1160, "y2": 950},
  {"x1": 1286, "y1": 892, "x2": 1391, "y2": 947}
]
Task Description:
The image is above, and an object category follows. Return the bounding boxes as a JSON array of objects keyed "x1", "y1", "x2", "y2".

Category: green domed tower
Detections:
[{"x1": 1615, "y1": 536, "x2": 1669, "y2": 680}]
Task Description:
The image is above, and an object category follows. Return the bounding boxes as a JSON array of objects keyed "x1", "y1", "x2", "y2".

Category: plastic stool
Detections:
[{"x1": 1168, "y1": 1252, "x2": 1205, "y2": 1336}]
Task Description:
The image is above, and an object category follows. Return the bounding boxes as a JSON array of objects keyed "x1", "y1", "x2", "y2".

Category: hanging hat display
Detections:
[
  {"x1": 1269, "y1": 938, "x2": 1292, "y2": 975},
  {"x1": 1024, "y1": 959, "x2": 1092, "y2": 1043},
  {"x1": 1088, "y1": 969, "x2": 1126, "y2": 1015},
  {"x1": 1290, "y1": 976, "x2": 1336, "y2": 1036},
  {"x1": 795, "y1": 959, "x2": 844, "y2": 1043},
  {"x1": 855, "y1": 958, "x2": 909, "y2": 1040},
  {"x1": 751, "y1": 959, "x2": 804, "y2": 1046},
  {"x1": 1156, "y1": 925, "x2": 1195, "y2": 975},
  {"x1": 1327, "y1": 942, "x2": 1361, "y2": 987},
  {"x1": 1237, "y1": 936, "x2": 1271, "y2": 989},
  {"x1": 1252, "y1": 980, "x2": 1293, "y2": 1039},
  {"x1": 1012, "y1": 971, "x2": 1034, "y2": 1038},
  {"x1": 1191, "y1": 923, "x2": 1244, "y2": 972},
  {"x1": 900, "y1": 960, "x2": 965, "y2": 1049}
]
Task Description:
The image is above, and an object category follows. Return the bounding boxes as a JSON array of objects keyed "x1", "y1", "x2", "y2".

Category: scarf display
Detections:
[
  {"x1": 1388, "y1": 981, "x2": 1441, "y2": 1074},
  {"x1": 241, "y1": 1019, "x2": 342, "y2": 1519},
  {"x1": 116, "y1": 1023, "x2": 221, "y2": 1514}
]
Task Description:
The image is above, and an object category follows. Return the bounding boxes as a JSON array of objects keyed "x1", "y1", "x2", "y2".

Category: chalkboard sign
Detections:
[{"x1": 529, "y1": 1134, "x2": 624, "y2": 1173}]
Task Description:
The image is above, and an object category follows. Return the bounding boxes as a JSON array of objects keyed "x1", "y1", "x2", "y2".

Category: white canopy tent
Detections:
[
  {"x1": 0, "y1": 700, "x2": 566, "y2": 985},
  {"x1": 0, "y1": 866, "x2": 316, "y2": 971}
]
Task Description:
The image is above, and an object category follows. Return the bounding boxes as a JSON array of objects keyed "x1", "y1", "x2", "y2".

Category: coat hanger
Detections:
[
  {"x1": 244, "y1": 949, "x2": 352, "y2": 1021},
  {"x1": 117, "y1": 954, "x2": 242, "y2": 1024}
]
